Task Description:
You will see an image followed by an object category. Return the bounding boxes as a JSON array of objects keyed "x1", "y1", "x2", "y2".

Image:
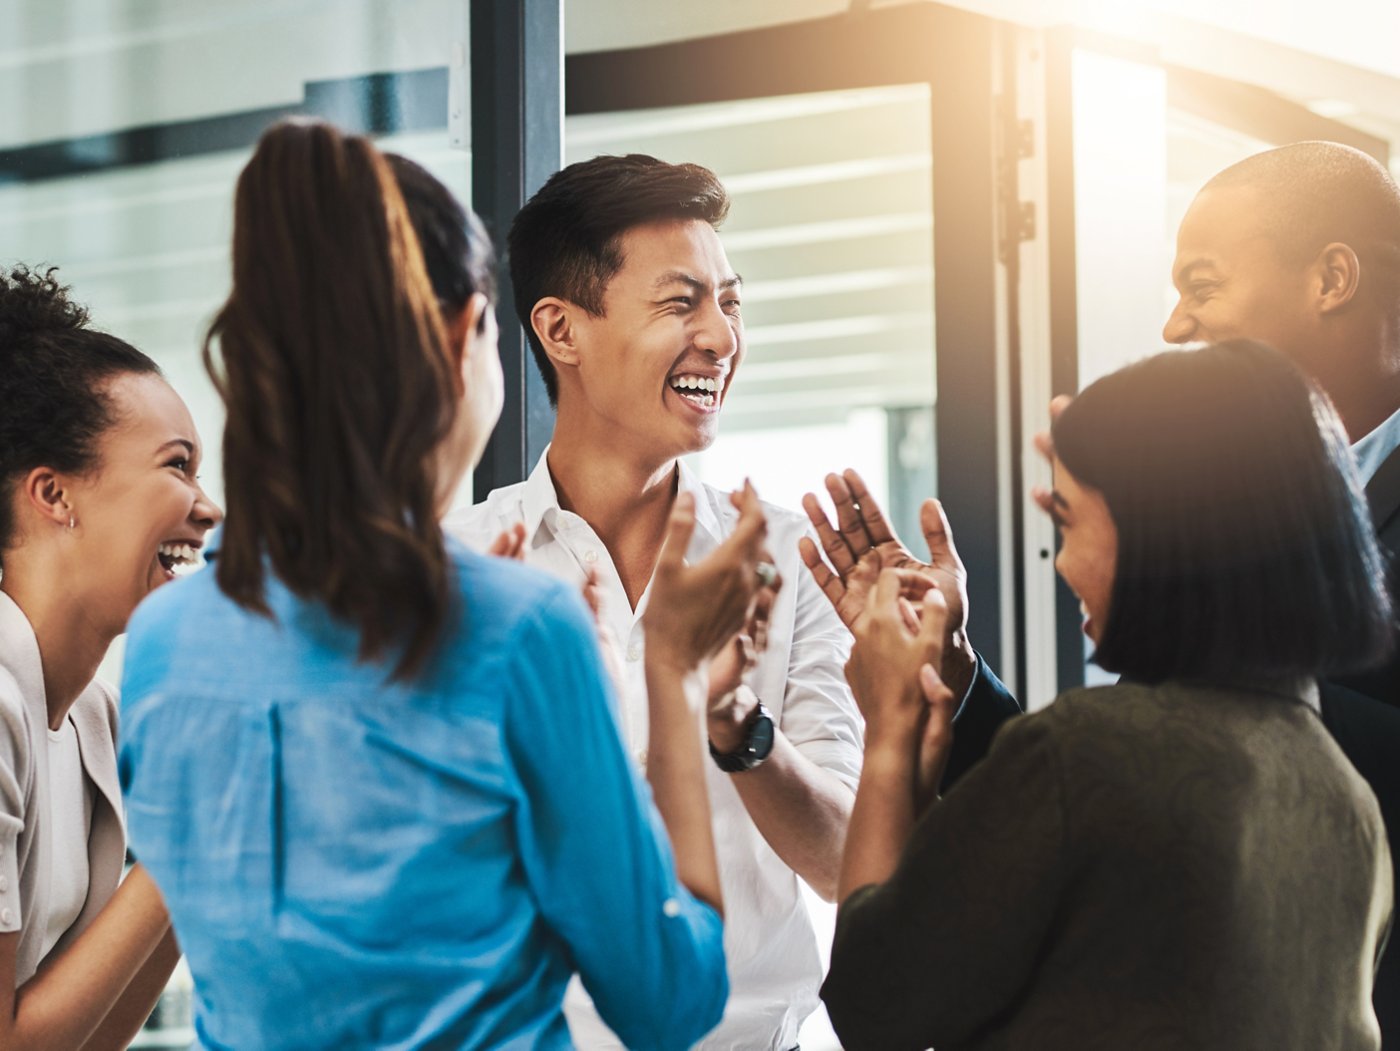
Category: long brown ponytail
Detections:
[{"x1": 204, "y1": 119, "x2": 457, "y2": 680}]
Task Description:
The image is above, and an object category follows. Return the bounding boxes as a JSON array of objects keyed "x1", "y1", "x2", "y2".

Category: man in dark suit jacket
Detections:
[{"x1": 1160, "y1": 140, "x2": 1400, "y2": 1034}]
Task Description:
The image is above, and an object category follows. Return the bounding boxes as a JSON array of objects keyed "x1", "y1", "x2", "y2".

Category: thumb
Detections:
[
  {"x1": 658, "y1": 491, "x2": 697, "y2": 573},
  {"x1": 920, "y1": 498, "x2": 962, "y2": 569},
  {"x1": 916, "y1": 584, "x2": 949, "y2": 652},
  {"x1": 919, "y1": 663, "x2": 956, "y2": 719}
]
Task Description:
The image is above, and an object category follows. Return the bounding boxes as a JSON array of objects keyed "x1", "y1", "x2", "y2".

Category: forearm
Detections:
[
  {"x1": 6, "y1": 865, "x2": 170, "y2": 1051},
  {"x1": 79, "y1": 927, "x2": 181, "y2": 1051},
  {"x1": 644, "y1": 663, "x2": 724, "y2": 916},
  {"x1": 838, "y1": 738, "x2": 918, "y2": 903},
  {"x1": 729, "y1": 732, "x2": 854, "y2": 902}
]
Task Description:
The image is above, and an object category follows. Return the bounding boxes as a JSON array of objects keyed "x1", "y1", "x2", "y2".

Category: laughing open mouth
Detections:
[
  {"x1": 669, "y1": 374, "x2": 721, "y2": 409},
  {"x1": 157, "y1": 542, "x2": 203, "y2": 574}
]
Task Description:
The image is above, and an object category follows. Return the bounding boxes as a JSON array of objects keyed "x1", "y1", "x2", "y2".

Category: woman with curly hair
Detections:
[{"x1": 0, "y1": 265, "x2": 222, "y2": 1048}]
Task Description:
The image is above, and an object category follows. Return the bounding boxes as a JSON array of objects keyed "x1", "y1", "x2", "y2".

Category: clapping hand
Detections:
[
  {"x1": 799, "y1": 469, "x2": 976, "y2": 698},
  {"x1": 644, "y1": 482, "x2": 781, "y2": 700},
  {"x1": 486, "y1": 522, "x2": 527, "y2": 561},
  {"x1": 846, "y1": 569, "x2": 958, "y2": 810}
]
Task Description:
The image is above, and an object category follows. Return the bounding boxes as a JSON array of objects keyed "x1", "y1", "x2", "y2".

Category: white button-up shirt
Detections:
[{"x1": 445, "y1": 451, "x2": 863, "y2": 1051}]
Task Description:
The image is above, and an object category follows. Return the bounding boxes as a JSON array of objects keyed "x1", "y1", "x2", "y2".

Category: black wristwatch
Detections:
[{"x1": 709, "y1": 702, "x2": 775, "y2": 773}]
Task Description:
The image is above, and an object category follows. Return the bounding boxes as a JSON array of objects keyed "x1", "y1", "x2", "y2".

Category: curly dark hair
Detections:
[{"x1": 0, "y1": 265, "x2": 160, "y2": 559}]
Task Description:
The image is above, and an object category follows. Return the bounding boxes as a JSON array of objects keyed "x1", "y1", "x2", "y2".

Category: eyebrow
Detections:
[
  {"x1": 157, "y1": 439, "x2": 196, "y2": 458},
  {"x1": 652, "y1": 271, "x2": 744, "y2": 293},
  {"x1": 1173, "y1": 258, "x2": 1218, "y2": 288}
]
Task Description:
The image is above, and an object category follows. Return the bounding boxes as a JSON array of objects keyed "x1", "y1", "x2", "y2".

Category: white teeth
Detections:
[
  {"x1": 157, "y1": 542, "x2": 202, "y2": 568},
  {"x1": 669, "y1": 376, "x2": 721, "y2": 394}
]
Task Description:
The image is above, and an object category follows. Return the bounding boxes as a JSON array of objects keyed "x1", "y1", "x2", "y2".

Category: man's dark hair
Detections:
[
  {"x1": 507, "y1": 154, "x2": 730, "y2": 404},
  {"x1": 1053, "y1": 339, "x2": 1392, "y2": 684},
  {"x1": 1205, "y1": 141, "x2": 1400, "y2": 329}
]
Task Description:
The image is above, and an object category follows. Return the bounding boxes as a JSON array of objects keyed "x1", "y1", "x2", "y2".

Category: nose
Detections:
[
  {"x1": 696, "y1": 296, "x2": 740, "y2": 362},
  {"x1": 1161, "y1": 299, "x2": 1195, "y2": 345},
  {"x1": 192, "y1": 485, "x2": 223, "y2": 530}
]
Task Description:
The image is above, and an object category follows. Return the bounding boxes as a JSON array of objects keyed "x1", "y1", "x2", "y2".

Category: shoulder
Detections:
[
  {"x1": 446, "y1": 539, "x2": 593, "y2": 647},
  {"x1": 1008, "y1": 681, "x2": 1182, "y2": 756},
  {"x1": 441, "y1": 483, "x2": 529, "y2": 550},
  {"x1": 0, "y1": 667, "x2": 31, "y2": 749},
  {"x1": 74, "y1": 678, "x2": 120, "y2": 740},
  {"x1": 127, "y1": 568, "x2": 209, "y2": 640}
]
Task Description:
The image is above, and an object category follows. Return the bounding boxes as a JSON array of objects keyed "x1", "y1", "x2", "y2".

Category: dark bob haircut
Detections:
[
  {"x1": 1053, "y1": 339, "x2": 1392, "y2": 684},
  {"x1": 507, "y1": 153, "x2": 729, "y2": 404}
]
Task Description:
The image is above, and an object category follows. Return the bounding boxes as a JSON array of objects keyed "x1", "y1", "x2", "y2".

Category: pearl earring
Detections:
[{"x1": 68, "y1": 515, "x2": 75, "y2": 531}]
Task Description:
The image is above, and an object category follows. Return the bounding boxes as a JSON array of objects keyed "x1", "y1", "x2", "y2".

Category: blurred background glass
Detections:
[{"x1": 3, "y1": 2, "x2": 1399, "y2": 1046}]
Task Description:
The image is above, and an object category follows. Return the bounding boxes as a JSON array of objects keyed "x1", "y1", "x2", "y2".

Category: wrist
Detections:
[
  {"x1": 863, "y1": 708, "x2": 923, "y2": 754},
  {"x1": 707, "y1": 685, "x2": 757, "y2": 753},
  {"x1": 646, "y1": 662, "x2": 709, "y2": 717},
  {"x1": 941, "y1": 631, "x2": 977, "y2": 700},
  {"x1": 708, "y1": 698, "x2": 776, "y2": 773},
  {"x1": 860, "y1": 736, "x2": 918, "y2": 785}
]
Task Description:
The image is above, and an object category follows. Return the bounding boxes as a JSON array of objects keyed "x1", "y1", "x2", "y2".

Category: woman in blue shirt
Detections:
[{"x1": 119, "y1": 120, "x2": 762, "y2": 1050}]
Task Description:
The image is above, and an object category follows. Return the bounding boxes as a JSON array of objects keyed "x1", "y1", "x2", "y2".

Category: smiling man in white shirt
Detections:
[{"x1": 446, "y1": 154, "x2": 860, "y2": 1050}]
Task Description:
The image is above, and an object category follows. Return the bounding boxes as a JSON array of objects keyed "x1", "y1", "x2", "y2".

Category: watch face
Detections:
[{"x1": 749, "y1": 709, "x2": 775, "y2": 762}]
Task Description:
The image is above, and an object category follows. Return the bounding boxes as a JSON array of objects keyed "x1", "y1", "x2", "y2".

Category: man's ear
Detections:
[
  {"x1": 19, "y1": 466, "x2": 72, "y2": 529},
  {"x1": 1315, "y1": 242, "x2": 1363, "y2": 315},
  {"x1": 530, "y1": 297, "x2": 583, "y2": 372}
]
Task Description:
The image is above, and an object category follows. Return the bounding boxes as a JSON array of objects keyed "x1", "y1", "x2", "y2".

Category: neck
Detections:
[
  {"x1": 546, "y1": 407, "x2": 682, "y2": 607},
  {"x1": 1328, "y1": 370, "x2": 1400, "y2": 443},
  {"x1": 1318, "y1": 320, "x2": 1400, "y2": 442},
  {"x1": 1, "y1": 559, "x2": 114, "y2": 730}
]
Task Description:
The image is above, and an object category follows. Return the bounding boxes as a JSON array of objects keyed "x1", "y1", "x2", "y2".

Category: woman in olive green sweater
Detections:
[{"x1": 819, "y1": 341, "x2": 1393, "y2": 1050}]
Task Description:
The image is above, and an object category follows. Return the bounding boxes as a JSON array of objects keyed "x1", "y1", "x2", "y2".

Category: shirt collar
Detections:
[
  {"x1": 522, "y1": 447, "x2": 726, "y2": 549},
  {"x1": 677, "y1": 457, "x2": 726, "y2": 547},
  {"x1": 0, "y1": 591, "x2": 48, "y2": 722},
  {"x1": 1352, "y1": 404, "x2": 1400, "y2": 484},
  {"x1": 521, "y1": 444, "x2": 564, "y2": 546}
]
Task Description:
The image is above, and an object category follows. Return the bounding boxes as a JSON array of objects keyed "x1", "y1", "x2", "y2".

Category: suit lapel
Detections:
[{"x1": 1367, "y1": 444, "x2": 1400, "y2": 541}]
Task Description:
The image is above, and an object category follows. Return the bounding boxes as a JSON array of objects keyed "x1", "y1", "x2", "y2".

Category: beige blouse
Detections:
[{"x1": 0, "y1": 591, "x2": 126, "y2": 985}]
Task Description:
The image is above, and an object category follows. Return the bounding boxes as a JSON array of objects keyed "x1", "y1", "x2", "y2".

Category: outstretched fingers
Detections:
[
  {"x1": 825, "y1": 472, "x2": 873, "y2": 559},
  {"x1": 799, "y1": 535, "x2": 849, "y2": 617},
  {"x1": 842, "y1": 468, "x2": 896, "y2": 547},
  {"x1": 802, "y1": 491, "x2": 857, "y2": 576},
  {"x1": 919, "y1": 498, "x2": 963, "y2": 573}
]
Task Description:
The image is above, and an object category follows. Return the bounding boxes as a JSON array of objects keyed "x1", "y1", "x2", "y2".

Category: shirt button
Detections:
[
  {"x1": 584, "y1": 550, "x2": 599, "y2": 564},
  {"x1": 663, "y1": 898, "x2": 682, "y2": 918},
  {"x1": 1, "y1": 908, "x2": 12, "y2": 924},
  {"x1": 626, "y1": 644, "x2": 641, "y2": 662},
  {"x1": 635, "y1": 749, "x2": 648, "y2": 767}
]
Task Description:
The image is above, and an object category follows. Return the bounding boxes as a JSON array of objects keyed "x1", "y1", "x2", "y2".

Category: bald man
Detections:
[{"x1": 1165, "y1": 140, "x2": 1400, "y2": 1037}]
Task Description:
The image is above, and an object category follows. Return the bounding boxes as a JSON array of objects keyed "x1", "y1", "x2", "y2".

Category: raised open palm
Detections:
[{"x1": 799, "y1": 469, "x2": 976, "y2": 697}]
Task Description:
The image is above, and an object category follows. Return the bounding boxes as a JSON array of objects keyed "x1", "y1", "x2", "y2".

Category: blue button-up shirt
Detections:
[{"x1": 119, "y1": 539, "x2": 726, "y2": 1050}]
